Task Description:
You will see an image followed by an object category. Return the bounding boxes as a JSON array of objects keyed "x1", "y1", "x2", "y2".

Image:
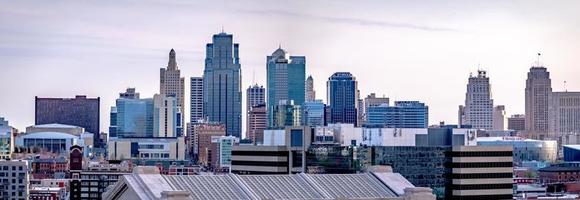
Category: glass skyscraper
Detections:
[
  {"x1": 203, "y1": 32, "x2": 242, "y2": 138},
  {"x1": 302, "y1": 100, "x2": 325, "y2": 127},
  {"x1": 267, "y1": 47, "x2": 306, "y2": 127},
  {"x1": 366, "y1": 101, "x2": 428, "y2": 128},
  {"x1": 114, "y1": 96, "x2": 154, "y2": 138},
  {"x1": 327, "y1": 72, "x2": 359, "y2": 126}
]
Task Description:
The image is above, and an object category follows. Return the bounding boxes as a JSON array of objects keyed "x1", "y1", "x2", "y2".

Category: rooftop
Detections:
[{"x1": 103, "y1": 166, "x2": 430, "y2": 200}]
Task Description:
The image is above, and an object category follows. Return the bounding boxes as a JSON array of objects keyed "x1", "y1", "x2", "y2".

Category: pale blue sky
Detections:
[{"x1": 1, "y1": 0, "x2": 579, "y2": 135}]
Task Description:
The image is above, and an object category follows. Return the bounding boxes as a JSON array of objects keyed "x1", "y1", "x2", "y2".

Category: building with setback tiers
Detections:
[
  {"x1": 203, "y1": 32, "x2": 242, "y2": 138},
  {"x1": 160, "y1": 49, "x2": 185, "y2": 115},
  {"x1": 458, "y1": 70, "x2": 494, "y2": 130}
]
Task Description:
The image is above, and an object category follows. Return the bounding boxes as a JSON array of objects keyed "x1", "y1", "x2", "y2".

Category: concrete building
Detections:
[
  {"x1": 459, "y1": 70, "x2": 494, "y2": 130},
  {"x1": 153, "y1": 94, "x2": 182, "y2": 137},
  {"x1": 448, "y1": 146, "x2": 514, "y2": 200},
  {"x1": 0, "y1": 117, "x2": 13, "y2": 159},
  {"x1": 247, "y1": 104, "x2": 267, "y2": 144},
  {"x1": 26, "y1": 123, "x2": 85, "y2": 136},
  {"x1": 477, "y1": 136, "x2": 558, "y2": 163},
  {"x1": 362, "y1": 125, "x2": 478, "y2": 147},
  {"x1": 210, "y1": 136, "x2": 238, "y2": 171},
  {"x1": 549, "y1": 91, "x2": 580, "y2": 138},
  {"x1": 187, "y1": 122, "x2": 226, "y2": 165},
  {"x1": 16, "y1": 132, "x2": 80, "y2": 154},
  {"x1": 508, "y1": 114, "x2": 526, "y2": 131},
  {"x1": 302, "y1": 100, "x2": 326, "y2": 127},
  {"x1": 366, "y1": 101, "x2": 429, "y2": 128},
  {"x1": 107, "y1": 137, "x2": 186, "y2": 161},
  {"x1": 103, "y1": 166, "x2": 435, "y2": 200},
  {"x1": 305, "y1": 75, "x2": 316, "y2": 101},
  {"x1": 493, "y1": 105, "x2": 507, "y2": 131},
  {"x1": 0, "y1": 160, "x2": 29, "y2": 200},
  {"x1": 526, "y1": 66, "x2": 552, "y2": 139},
  {"x1": 231, "y1": 145, "x2": 291, "y2": 174},
  {"x1": 270, "y1": 100, "x2": 302, "y2": 128},
  {"x1": 35, "y1": 95, "x2": 101, "y2": 147},
  {"x1": 327, "y1": 72, "x2": 359, "y2": 126},
  {"x1": 246, "y1": 84, "x2": 265, "y2": 140},
  {"x1": 313, "y1": 123, "x2": 362, "y2": 146},
  {"x1": 267, "y1": 47, "x2": 306, "y2": 127},
  {"x1": 160, "y1": 49, "x2": 185, "y2": 113},
  {"x1": 189, "y1": 77, "x2": 204, "y2": 123}
]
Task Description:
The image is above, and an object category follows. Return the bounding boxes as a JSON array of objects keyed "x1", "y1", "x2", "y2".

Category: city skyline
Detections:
[{"x1": 2, "y1": 0, "x2": 580, "y2": 133}]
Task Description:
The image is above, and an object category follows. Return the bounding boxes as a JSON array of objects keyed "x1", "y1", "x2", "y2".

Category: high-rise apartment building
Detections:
[
  {"x1": 305, "y1": 75, "x2": 316, "y2": 101},
  {"x1": 35, "y1": 95, "x2": 101, "y2": 146},
  {"x1": 492, "y1": 105, "x2": 507, "y2": 131},
  {"x1": 203, "y1": 32, "x2": 242, "y2": 138},
  {"x1": 247, "y1": 104, "x2": 267, "y2": 144},
  {"x1": 160, "y1": 49, "x2": 185, "y2": 109},
  {"x1": 459, "y1": 70, "x2": 494, "y2": 130},
  {"x1": 366, "y1": 101, "x2": 428, "y2": 128},
  {"x1": 267, "y1": 47, "x2": 306, "y2": 127},
  {"x1": 190, "y1": 77, "x2": 204, "y2": 123},
  {"x1": 0, "y1": 160, "x2": 29, "y2": 199},
  {"x1": 525, "y1": 66, "x2": 552, "y2": 139},
  {"x1": 246, "y1": 84, "x2": 265, "y2": 138},
  {"x1": 327, "y1": 72, "x2": 359, "y2": 126},
  {"x1": 549, "y1": 91, "x2": 580, "y2": 137},
  {"x1": 508, "y1": 114, "x2": 526, "y2": 131}
]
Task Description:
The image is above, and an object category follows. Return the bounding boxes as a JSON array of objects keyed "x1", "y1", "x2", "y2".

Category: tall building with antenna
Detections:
[
  {"x1": 459, "y1": 70, "x2": 494, "y2": 130},
  {"x1": 203, "y1": 32, "x2": 242, "y2": 138},
  {"x1": 525, "y1": 55, "x2": 552, "y2": 139}
]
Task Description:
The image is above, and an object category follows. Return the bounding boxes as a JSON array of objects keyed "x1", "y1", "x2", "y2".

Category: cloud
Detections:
[{"x1": 239, "y1": 9, "x2": 461, "y2": 32}]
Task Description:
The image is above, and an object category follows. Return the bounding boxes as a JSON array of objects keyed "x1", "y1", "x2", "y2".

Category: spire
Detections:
[{"x1": 168, "y1": 49, "x2": 177, "y2": 70}]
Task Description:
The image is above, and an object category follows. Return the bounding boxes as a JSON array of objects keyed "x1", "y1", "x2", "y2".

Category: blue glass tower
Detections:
[
  {"x1": 302, "y1": 100, "x2": 325, "y2": 127},
  {"x1": 327, "y1": 72, "x2": 358, "y2": 126},
  {"x1": 115, "y1": 98, "x2": 154, "y2": 138},
  {"x1": 267, "y1": 47, "x2": 306, "y2": 127},
  {"x1": 367, "y1": 101, "x2": 428, "y2": 128},
  {"x1": 203, "y1": 32, "x2": 242, "y2": 138}
]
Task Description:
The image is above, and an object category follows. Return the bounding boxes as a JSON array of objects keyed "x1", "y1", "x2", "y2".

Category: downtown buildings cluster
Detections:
[{"x1": 1, "y1": 31, "x2": 580, "y2": 200}]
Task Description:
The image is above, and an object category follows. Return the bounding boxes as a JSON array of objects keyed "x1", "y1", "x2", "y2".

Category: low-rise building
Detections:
[
  {"x1": 107, "y1": 137, "x2": 186, "y2": 161},
  {"x1": 0, "y1": 160, "x2": 29, "y2": 199},
  {"x1": 477, "y1": 136, "x2": 558, "y2": 163}
]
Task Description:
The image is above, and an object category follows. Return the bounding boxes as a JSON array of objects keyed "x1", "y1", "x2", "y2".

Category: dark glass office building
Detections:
[
  {"x1": 35, "y1": 95, "x2": 100, "y2": 146},
  {"x1": 327, "y1": 72, "x2": 358, "y2": 126}
]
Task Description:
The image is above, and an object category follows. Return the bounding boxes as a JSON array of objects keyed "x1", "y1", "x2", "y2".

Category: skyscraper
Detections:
[
  {"x1": 459, "y1": 70, "x2": 494, "y2": 130},
  {"x1": 270, "y1": 100, "x2": 302, "y2": 128},
  {"x1": 492, "y1": 105, "x2": 507, "y2": 131},
  {"x1": 160, "y1": 49, "x2": 185, "y2": 109},
  {"x1": 302, "y1": 100, "x2": 325, "y2": 127},
  {"x1": 153, "y1": 94, "x2": 182, "y2": 137},
  {"x1": 327, "y1": 72, "x2": 359, "y2": 126},
  {"x1": 246, "y1": 84, "x2": 265, "y2": 139},
  {"x1": 35, "y1": 95, "x2": 100, "y2": 146},
  {"x1": 267, "y1": 47, "x2": 306, "y2": 126},
  {"x1": 190, "y1": 77, "x2": 204, "y2": 123},
  {"x1": 305, "y1": 75, "x2": 316, "y2": 101},
  {"x1": 203, "y1": 32, "x2": 242, "y2": 138},
  {"x1": 549, "y1": 91, "x2": 580, "y2": 138},
  {"x1": 525, "y1": 66, "x2": 552, "y2": 139}
]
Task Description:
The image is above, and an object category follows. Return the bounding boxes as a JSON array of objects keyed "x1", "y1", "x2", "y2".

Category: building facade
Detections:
[
  {"x1": 107, "y1": 137, "x2": 186, "y2": 161},
  {"x1": 188, "y1": 122, "x2": 226, "y2": 165},
  {"x1": 270, "y1": 100, "x2": 302, "y2": 128},
  {"x1": 508, "y1": 114, "x2": 526, "y2": 131},
  {"x1": 153, "y1": 94, "x2": 182, "y2": 137},
  {"x1": 35, "y1": 95, "x2": 100, "y2": 146},
  {"x1": 549, "y1": 91, "x2": 580, "y2": 138},
  {"x1": 477, "y1": 136, "x2": 557, "y2": 163},
  {"x1": 493, "y1": 105, "x2": 507, "y2": 131},
  {"x1": 111, "y1": 89, "x2": 154, "y2": 138},
  {"x1": 305, "y1": 75, "x2": 316, "y2": 101},
  {"x1": 363, "y1": 93, "x2": 389, "y2": 123},
  {"x1": 0, "y1": 117, "x2": 13, "y2": 159},
  {"x1": 327, "y1": 72, "x2": 359, "y2": 126},
  {"x1": 302, "y1": 100, "x2": 325, "y2": 127},
  {"x1": 0, "y1": 160, "x2": 29, "y2": 200},
  {"x1": 366, "y1": 101, "x2": 428, "y2": 128},
  {"x1": 190, "y1": 77, "x2": 204, "y2": 123},
  {"x1": 526, "y1": 66, "x2": 552, "y2": 139},
  {"x1": 203, "y1": 32, "x2": 242, "y2": 138},
  {"x1": 459, "y1": 70, "x2": 494, "y2": 130},
  {"x1": 267, "y1": 47, "x2": 306, "y2": 127},
  {"x1": 448, "y1": 146, "x2": 514, "y2": 200},
  {"x1": 247, "y1": 104, "x2": 267, "y2": 144}
]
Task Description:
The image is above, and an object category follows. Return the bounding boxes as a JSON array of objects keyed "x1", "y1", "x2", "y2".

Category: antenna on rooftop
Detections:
[
  {"x1": 564, "y1": 81, "x2": 568, "y2": 92},
  {"x1": 536, "y1": 52, "x2": 541, "y2": 66}
]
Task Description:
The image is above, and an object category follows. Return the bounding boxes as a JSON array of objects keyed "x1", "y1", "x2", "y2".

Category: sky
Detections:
[{"x1": 1, "y1": 0, "x2": 579, "y2": 136}]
